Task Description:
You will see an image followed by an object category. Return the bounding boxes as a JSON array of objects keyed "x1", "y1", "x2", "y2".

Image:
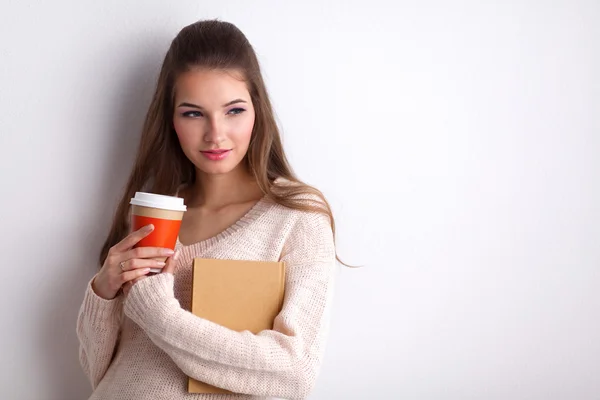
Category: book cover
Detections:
[{"x1": 188, "y1": 258, "x2": 286, "y2": 394}]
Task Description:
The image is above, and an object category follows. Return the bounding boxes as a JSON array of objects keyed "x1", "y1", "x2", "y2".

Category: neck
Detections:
[{"x1": 190, "y1": 164, "x2": 261, "y2": 209}]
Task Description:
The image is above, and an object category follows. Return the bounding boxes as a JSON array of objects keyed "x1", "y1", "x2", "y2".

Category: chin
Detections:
[{"x1": 196, "y1": 161, "x2": 240, "y2": 176}]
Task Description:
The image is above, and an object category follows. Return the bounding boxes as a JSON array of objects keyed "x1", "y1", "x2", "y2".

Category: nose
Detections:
[{"x1": 203, "y1": 116, "x2": 225, "y2": 144}]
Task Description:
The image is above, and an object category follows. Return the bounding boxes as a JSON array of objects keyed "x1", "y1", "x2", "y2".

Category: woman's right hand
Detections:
[{"x1": 91, "y1": 224, "x2": 175, "y2": 300}]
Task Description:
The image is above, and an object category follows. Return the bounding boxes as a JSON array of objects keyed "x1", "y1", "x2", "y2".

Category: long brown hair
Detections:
[{"x1": 100, "y1": 19, "x2": 348, "y2": 267}]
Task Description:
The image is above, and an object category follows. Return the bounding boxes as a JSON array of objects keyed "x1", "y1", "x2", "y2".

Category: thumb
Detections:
[{"x1": 162, "y1": 250, "x2": 179, "y2": 275}]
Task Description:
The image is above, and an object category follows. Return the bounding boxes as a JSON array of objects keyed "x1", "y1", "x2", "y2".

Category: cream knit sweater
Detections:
[{"x1": 76, "y1": 195, "x2": 336, "y2": 400}]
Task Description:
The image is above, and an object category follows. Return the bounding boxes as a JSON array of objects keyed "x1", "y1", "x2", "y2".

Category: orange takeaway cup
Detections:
[{"x1": 130, "y1": 192, "x2": 187, "y2": 272}]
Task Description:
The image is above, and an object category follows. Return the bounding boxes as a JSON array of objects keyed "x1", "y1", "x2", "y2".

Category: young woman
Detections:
[{"x1": 77, "y1": 19, "x2": 342, "y2": 400}]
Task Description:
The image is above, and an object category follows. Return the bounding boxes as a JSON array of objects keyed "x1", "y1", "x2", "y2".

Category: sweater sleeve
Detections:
[
  {"x1": 123, "y1": 211, "x2": 337, "y2": 399},
  {"x1": 76, "y1": 276, "x2": 123, "y2": 389}
]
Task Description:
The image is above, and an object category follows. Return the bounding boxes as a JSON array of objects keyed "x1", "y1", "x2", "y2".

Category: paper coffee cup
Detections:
[{"x1": 130, "y1": 192, "x2": 187, "y2": 273}]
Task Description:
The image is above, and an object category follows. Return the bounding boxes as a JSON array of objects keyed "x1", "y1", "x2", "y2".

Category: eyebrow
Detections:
[{"x1": 177, "y1": 99, "x2": 247, "y2": 109}]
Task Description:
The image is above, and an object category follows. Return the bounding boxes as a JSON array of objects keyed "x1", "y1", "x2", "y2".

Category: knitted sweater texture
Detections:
[{"x1": 76, "y1": 196, "x2": 336, "y2": 400}]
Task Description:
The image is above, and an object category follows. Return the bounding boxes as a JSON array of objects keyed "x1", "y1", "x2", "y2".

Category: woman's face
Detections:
[{"x1": 173, "y1": 68, "x2": 255, "y2": 177}]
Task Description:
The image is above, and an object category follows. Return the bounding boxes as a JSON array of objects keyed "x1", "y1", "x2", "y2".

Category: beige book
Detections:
[{"x1": 188, "y1": 258, "x2": 286, "y2": 394}]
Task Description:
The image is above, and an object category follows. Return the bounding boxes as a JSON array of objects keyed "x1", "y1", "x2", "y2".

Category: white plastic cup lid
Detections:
[{"x1": 130, "y1": 192, "x2": 187, "y2": 212}]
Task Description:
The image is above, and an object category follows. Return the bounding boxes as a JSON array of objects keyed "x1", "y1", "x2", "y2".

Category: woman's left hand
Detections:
[{"x1": 123, "y1": 250, "x2": 179, "y2": 297}]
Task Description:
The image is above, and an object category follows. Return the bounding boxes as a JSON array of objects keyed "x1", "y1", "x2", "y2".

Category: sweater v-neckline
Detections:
[{"x1": 175, "y1": 194, "x2": 271, "y2": 253}]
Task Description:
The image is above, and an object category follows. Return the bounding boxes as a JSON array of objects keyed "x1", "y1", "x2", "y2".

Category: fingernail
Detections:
[
  {"x1": 144, "y1": 224, "x2": 154, "y2": 231},
  {"x1": 173, "y1": 250, "x2": 180, "y2": 260},
  {"x1": 143, "y1": 268, "x2": 151, "y2": 273},
  {"x1": 163, "y1": 249, "x2": 175, "y2": 255},
  {"x1": 157, "y1": 261, "x2": 166, "y2": 266}
]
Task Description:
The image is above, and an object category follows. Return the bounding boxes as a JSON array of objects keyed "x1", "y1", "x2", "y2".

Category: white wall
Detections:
[{"x1": 1, "y1": 1, "x2": 598, "y2": 399}]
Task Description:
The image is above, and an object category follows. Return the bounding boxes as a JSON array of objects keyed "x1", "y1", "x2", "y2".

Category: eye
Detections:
[
  {"x1": 182, "y1": 111, "x2": 203, "y2": 118},
  {"x1": 227, "y1": 108, "x2": 246, "y2": 115}
]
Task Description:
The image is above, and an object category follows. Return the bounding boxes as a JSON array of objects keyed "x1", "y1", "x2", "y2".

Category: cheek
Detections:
[
  {"x1": 173, "y1": 119, "x2": 197, "y2": 147},
  {"x1": 234, "y1": 114, "x2": 255, "y2": 145}
]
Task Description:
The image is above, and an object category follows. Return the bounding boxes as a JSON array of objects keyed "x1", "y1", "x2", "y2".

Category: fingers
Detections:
[
  {"x1": 120, "y1": 258, "x2": 166, "y2": 272},
  {"x1": 162, "y1": 250, "x2": 180, "y2": 275},
  {"x1": 131, "y1": 276, "x2": 146, "y2": 284},
  {"x1": 123, "y1": 281, "x2": 133, "y2": 296},
  {"x1": 121, "y1": 246, "x2": 175, "y2": 262},
  {"x1": 112, "y1": 224, "x2": 155, "y2": 253},
  {"x1": 120, "y1": 267, "x2": 152, "y2": 285},
  {"x1": 122, "y1": 281, "x2": 132, "y2": 296},
  {"x1": 122, "y1": 250, "x2": 179, "y2": 297}
]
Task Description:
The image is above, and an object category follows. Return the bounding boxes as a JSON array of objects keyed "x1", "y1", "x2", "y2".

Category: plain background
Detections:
[{"x1": 1, "y1": 1, "x2": 598, "y2": 399}]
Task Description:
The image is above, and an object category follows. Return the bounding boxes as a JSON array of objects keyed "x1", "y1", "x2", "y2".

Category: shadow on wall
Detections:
[{"x1": 37, "y1": 33, "x2": 169, "y2": 400}]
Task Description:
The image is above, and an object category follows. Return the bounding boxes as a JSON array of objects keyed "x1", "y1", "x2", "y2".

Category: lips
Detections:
[{"x1": 200, "y1": 149, "x2": 232, "y2": 161}]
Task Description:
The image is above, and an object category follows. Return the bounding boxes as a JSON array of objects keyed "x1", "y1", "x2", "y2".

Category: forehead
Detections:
[{"x1": 174, "y1": 68, "x2": 250, "y2": 102}]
